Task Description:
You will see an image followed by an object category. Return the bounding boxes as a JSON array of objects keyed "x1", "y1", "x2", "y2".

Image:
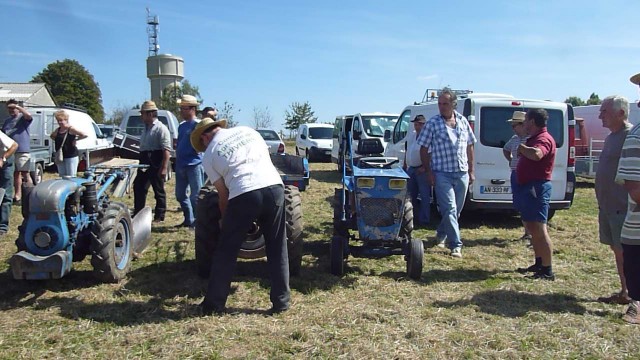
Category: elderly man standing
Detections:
[
  {"x1": 514, "y1": 109, "x2": 556, "y2": 280},
  {"x1": 2, "y1": 99, "x2": 33, "y2": 205},
  {"x1": 190, "y1": 118, "x2": 290, "y2": 316},
  {"x1": 503, "y1": 111, "x2": 531, "y2": 242},
  {"x1": 175, "y1": 95, "x2": 204, "y2": 229},
  {"x1": 594, "y1": 96, "x2": 633, "y2": 305},
  {"x1": 133, "y1": 101, "x2": 171, "y2": 222},
  {"x1": 615, "y1": 73, "x2": 640, "y2": 324},
  {"x1": 418, "y1": 88, "x2": 476, "y2": 258}
]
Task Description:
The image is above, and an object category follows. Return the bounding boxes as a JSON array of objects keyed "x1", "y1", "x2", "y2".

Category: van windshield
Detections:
[
  {"x1": 125, "y1": 115, "x2": 171, "y2": 137},
  {"x1": 308, "y1": 127, "x2": 333, "y2": 139},
  {"x1": 479, "y1": 107, "x2": 564, "y2": 148},
  {"x1": 362, "y1": 116, "x2": 397, "y2": 137}
]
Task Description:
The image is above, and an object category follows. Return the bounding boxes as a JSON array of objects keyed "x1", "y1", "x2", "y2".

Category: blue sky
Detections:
[{"x1": 1, "y1": 0, "x2": 638, "y2": 130}]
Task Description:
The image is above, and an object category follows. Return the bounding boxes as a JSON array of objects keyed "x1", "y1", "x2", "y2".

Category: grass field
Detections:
[{"x1": 0, "y1": 158, "x2": 638, "y2": 359}]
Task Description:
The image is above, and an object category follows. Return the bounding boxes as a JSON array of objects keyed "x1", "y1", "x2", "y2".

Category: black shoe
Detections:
[
  {"x1": 153, "y1": 217, "x2": 164, "y2": 223},
  {"x1": 267, "y1": 305, "x2": 290, "y2": 316},
  {"x1": 517, "y1": 264, "x2": 541, "y2": 274},
  {"x1": 529, "y1": 271, "x2": 555, "y2": 281},
  {"x1": 12, "y1": 198, "x2": 21, "y2": 206},
  {"x1": 200, "y1": 301, "x2": 225, "y2": 316},
  {"x1": 174, "y1": 222, "x2": 190, "y2": 228}
]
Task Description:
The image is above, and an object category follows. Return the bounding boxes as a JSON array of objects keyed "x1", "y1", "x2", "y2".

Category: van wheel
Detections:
[
  {"x1": 30, "y1": 163, "x2": 44, "y2": 185},
  {"x1": 547, "y1": 209, "x2": 556, "y2": 221}
]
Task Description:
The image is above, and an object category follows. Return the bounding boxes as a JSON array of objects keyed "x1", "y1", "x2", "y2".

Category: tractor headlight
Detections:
[
  {"x1": 357, "y1": 177, "x2": 375, "y2": 188},
  {"x1": 389, "y1": 179, "x2": 406, "y2": 189}
]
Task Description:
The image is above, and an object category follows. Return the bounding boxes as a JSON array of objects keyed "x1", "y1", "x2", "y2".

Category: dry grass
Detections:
[{"x1": 0, "y1": 161, "x2": 638, "y2": 359}]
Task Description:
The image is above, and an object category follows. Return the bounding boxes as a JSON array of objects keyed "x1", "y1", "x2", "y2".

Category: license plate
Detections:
[{"x1": 480, "y1": 186, "x2": 511, "y2": 194}]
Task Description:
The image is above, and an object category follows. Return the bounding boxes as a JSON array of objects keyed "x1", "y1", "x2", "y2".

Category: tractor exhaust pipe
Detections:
[{"x1": 132, "y1": 206, "x2": 152, "y2": 254}]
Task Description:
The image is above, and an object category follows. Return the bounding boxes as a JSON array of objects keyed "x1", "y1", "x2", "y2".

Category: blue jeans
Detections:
[
  {"x1": 434, "y1": 171, "x2": 469, "y2": 249},
  {"x1": 406, "y1": 166, "x2": 431, "y2": 225},
  {"x1": 175, "y1": 164, "x2": 204, "y2": 225},
  {"x1": 0, "y1": 156, "x2": 15, "y2": 231},
  {"x1": 58, "y1": 156, "x2": 79, "y2": 177}
]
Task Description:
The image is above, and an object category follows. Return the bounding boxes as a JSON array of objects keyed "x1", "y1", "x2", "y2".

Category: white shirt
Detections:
[
  {"x1": 405, "y1": 128, "x2": 423, "y2": 167},
  {"x1": 0, "y1": 130, "x2": 16, "y2": 158},
  {"x1": 202, "y1": 126, "x2": 283, "y2": 200}
]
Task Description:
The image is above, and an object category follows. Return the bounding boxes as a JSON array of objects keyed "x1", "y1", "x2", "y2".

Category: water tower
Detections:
[{"x1": 145, "y1": 8, "x2": 184, "y2": 103}]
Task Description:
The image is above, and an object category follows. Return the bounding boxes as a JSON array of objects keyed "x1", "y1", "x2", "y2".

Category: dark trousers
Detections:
[
  {"x1": 133, "y1": 166, "x2": 166, "y2": 220},
  {"x1": 0, "y1": 156, "x2": 14, "y2": 231},
  {"x1": 622, "y1": 244, "x2": 640, "y2": 301},
  {"x1": 204, "y1": 184, "x2": 290, "y2": 310}
]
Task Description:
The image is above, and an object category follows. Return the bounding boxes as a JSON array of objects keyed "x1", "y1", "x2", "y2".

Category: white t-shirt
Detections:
[
  {"x1": 202, "y1": 126, "x2": 283, "y2": 200},
  {"x1": 405, "y1": 128, "x2": 422, "y2": 167},
  {"x1": 0, "y1": 130, "x2": 16, "y2": 158}
]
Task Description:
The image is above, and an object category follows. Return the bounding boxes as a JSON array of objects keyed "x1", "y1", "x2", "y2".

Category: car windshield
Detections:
[
  {"x1": 125, "y1": 115, "x2": 171, "y2": 136},
  {"x1": 362, "y1": 116, "x2": 397, "y2": 137},
  {"x1": 257, "y1": 130, "x2": 280, "y2": 141},
  {"x1": 308, "y1": 127, "x2": 333, "y2": 139}
]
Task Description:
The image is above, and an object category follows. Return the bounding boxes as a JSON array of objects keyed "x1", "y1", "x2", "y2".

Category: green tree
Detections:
[
  {"x1": 564, "y1": 96, "x2": 585, "y2": 107},
  {"x1": 106, "y1": 101, "x2": 137, "y2": 126},
  {"x1": 157, "y1": 79, "x2": 202, "y2": 116},
  {"x1": 586, "y1": 93, "x2": 601, "y2": 105},
  {"x1": 284, "y1": 101, "x2": 317, "y2": 135},
  {"x1": 215, "y1": 101, "x2": 239, "y2": 128},
  {"x1": 31, "y1": 59, "x2": 105, "y2": 121}
]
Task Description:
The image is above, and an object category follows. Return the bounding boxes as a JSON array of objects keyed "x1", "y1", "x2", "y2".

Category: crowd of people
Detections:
[{"x1": 2, "y1": 75, "x2": 639, "y2": 322}]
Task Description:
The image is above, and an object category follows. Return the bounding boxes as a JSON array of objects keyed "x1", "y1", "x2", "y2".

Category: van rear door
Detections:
[{"x1": 469, "y1": 101, "x2": 569, "y2": 205}]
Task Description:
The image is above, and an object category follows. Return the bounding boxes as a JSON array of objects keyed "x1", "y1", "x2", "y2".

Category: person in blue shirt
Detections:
[{"x1": 175, "y1": 95, "x2": 205, "y2": 229}]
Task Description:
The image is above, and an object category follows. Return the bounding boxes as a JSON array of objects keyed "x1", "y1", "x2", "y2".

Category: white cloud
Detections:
[
  {"x1": 417, "y1": 74, "x2": 438, "y2": 82},
  {"x1": 0, "y1": 51, "x2": 50, "y2": 60}
]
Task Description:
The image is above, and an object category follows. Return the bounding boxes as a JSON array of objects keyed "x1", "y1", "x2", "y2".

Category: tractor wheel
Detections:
[
  {"x1": 399, "y1": 198, "x2": 414, "y2": 239},
  {"x1": 406, "y1": 238, "x2": 424, "y2": 280},
  {"x1": 20, "y1": 184, "x2": 34, "y2": 220},
  {"x1": 284, "y1": 185, "x2": 304, "y2": 276},
  {"x1": 330, "y1": 235, "x2": 346, "y2": 276},
  {"x1": 90, "y1": 201, "x2": 133, "y2": 283},
  {"x1": 333, "y1": 188, "x2": 349, "y2": 236},
  {"x1": 194, "y1": 185, "x2": 221, "y2": 278},
  {"x1": 30, "y1": 163, "x2": 44, "y2": 185},
  {"x1": 15, "y1": 223, "x2": 27, "y2": 251}
]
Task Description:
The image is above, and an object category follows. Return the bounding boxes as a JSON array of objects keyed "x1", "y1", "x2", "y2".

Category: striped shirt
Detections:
[
  {"x1": 615, "y1": 122, "x2": 640, "y2": 245},
  {"x1": 416, "y1": 111, "x2": 476, "y2": 172}
]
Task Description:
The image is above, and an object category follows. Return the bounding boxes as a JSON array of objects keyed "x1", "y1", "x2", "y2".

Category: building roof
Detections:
[{"x1": 0, "y1": 82, "x2": 49, "y2": 102}]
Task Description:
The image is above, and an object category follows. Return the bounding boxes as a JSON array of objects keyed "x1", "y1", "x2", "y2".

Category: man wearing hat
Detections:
[
  {"x1": 191, "y1": 118, "x2": 290, "y2": 315},
  {"x1": 404, "y1": 114, "x2": 431, "y2": 227},
  {"x1": 503, "y1": 111, "x2": 531, "y2": 242},
  {"x1": 200, "y1": 106, "x2": 218, "y2": 120},
  {"x1": 175, "y1": 95, "x2": 205, "y2": 229},
  {"x1": 3, "y1": 99, "x2": 33, "y2": 205},
  {"x1": 614, "y1": 73, "x2": 640, "y2": 324},
  {"x1": 0, "y1": 128, "x2": 18, "y2": 236},
  {"x1": 133, "y1": 100, "x2": 172, "y2": 222}
]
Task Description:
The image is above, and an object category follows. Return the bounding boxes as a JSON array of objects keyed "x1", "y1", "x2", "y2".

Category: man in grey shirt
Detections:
[
  {"x1": 133, "y1": 100, "x2": 172, "y2": 222},
  {"x1": 595, "y1": 95, "x2": 633, "y2": 305}
]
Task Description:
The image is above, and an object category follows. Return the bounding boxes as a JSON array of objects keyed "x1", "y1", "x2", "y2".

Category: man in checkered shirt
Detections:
[{"x1": 417, "y1": 88, "x2": 476, "y2": 258}]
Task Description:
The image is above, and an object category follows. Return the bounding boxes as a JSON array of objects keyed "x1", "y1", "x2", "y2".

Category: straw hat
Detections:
[
  {"x1": 507, "y1": 111, "x2": 526, "y2": 123},
  {"x1": 140, "y1": 100, "x2": 158, "y2": 112},
  {"x1": 190, "y1": 117, "x2": 228, "y2": 152},
  {"x1": 630, "y1": 73, "x2": 640, "y2": 85},
  {"x1": 177, "y1": 94, "x2": 199, "y2": 107}
]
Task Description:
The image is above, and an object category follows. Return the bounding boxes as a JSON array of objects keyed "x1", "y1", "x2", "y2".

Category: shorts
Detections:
[
  {"x1": 14, "y1": 152, "x2": 30, "y2": 172},
  {"x1": 513, "y1": 180, "x2": 551, "y2": 223},
  {"x1": 622, "y1": 244, "x2": 640, "y2": 300},
  {"x1": 598, "y1": 209, "x2": 626, "y2": 249}
]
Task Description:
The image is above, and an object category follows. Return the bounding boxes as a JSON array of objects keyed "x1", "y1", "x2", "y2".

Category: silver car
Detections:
[{"x1": 257, "y1": 129, "x2": 285, "y2": 154}]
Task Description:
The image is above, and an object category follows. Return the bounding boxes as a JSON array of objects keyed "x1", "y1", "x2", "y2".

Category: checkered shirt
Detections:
[{"x1": 416, "y1": 111, "x2": 476, "y2": 172}]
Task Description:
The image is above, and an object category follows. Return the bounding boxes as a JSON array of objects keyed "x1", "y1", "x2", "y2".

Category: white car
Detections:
[
  {"x1": 257, "y1": 128, "x2": 285, "y2": 154},
  {"x1": 296, "y1": 123, "x2": 333, "y2": 161}
]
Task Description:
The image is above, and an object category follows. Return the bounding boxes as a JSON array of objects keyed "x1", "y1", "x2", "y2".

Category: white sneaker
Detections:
[
  {"x1": 436, "y1": 235, "x2": 447, "y2": 248},
  {"x1": 451, "y1": 247, "x2": 462, "y2": 258}
]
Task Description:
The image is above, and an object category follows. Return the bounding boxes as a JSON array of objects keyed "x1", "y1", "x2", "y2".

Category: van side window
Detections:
[
  {"x1": 353, "y1": 116, "x2": 361, "y2": 138},
  {"x1": 479, "y1": 107, "x2": 565, "y2": 148},
  {"x1": 333, "y1": 120, "x2": 341, "y2": 138},
  {"x1": 394, "y1": 111, "x2": 412, "y2": 143}
]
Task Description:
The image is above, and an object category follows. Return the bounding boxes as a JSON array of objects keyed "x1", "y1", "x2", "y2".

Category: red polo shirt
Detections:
[{"x1": 516, "y1": 127, "x2": 556, "y2": 184}]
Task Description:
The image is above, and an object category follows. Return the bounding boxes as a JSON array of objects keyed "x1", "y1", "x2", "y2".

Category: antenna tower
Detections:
[{"x1": 146, "y1": 8, "x2": 159, "y2": 57}]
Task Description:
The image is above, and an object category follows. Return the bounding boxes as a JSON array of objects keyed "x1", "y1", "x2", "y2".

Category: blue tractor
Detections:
[
  {"x1": 9, "y1": 163, "x2": 152, "y2": 282},
  {"x1": 332, "y1": 135, "x2": 423, "y2": 280}
]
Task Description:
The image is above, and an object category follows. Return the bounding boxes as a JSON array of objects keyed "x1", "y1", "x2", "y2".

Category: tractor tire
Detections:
[
  {"x1": 284, "y1": 185, "x2": 304, "y2": 276},
  {"x1": 330, "y1": 235, "x2": 346, "y2": 276},
  {"x1": 333, "y1": 188, "x2": 349, "y2": 236},
  {"x1": 194, "y1": 186, "x2": 221, "y2": 278},
  {"x1": 20, "y1": 184, "x2": 34, "y2": 220},
  {"x1": 15, "y1": 223, "x2": 27, "y2": 251},
  {"x1": 90, "y1": 201, "x2": 133, "y2": 283},
  {"x1": 399, "y1": 198, "x2": 414, "y2": 240},
  {"x1": 406, "y1": 238, "x2": 423, "y2": 280}
]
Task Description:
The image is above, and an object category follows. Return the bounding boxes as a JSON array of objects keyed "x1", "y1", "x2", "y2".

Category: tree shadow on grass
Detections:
[{"x1": 433, "y1": 289, "x2": 588, "y2": 317}]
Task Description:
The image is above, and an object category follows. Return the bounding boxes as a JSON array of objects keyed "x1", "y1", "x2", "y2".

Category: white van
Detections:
[
  {"x1": 331, "y1": 112, "x2": 398, "y2": 167},
  {"x1": 296, "y1": 123, "x2": 333, "y2": 161},
  {"x1": 384, "y1": 91, "x2": 576, "y2": 216},
  {"x1": 119, "y1": 109, "x2": 180, "y2": 144}
]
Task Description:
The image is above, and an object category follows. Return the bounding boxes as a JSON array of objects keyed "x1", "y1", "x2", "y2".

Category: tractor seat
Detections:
[
  {"x1": 353, "y1": 139, "x2": 398, "y2": 169},
  {"x1": 355, "y1": 138, "x2": 385, "y2": 156}
]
